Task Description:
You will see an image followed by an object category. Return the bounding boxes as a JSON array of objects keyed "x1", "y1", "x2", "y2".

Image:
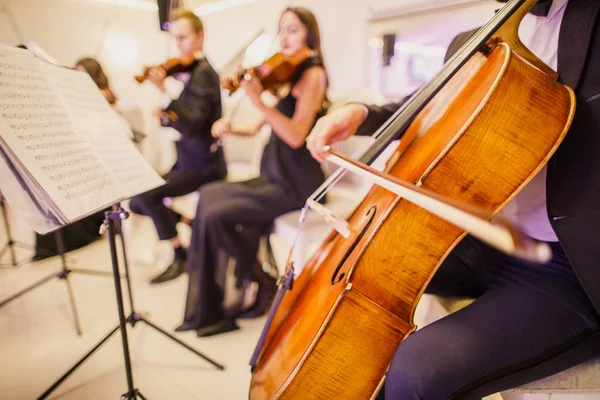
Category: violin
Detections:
[
  {"x1": 222, "y1": 47, "x2": 316, "y2": 94},
  {"x1": 134, "y1": 55, "x2": 198, "y2": 83},
  {"x1": 248, "y1": 0, "x2": 575, "y2": 398}
]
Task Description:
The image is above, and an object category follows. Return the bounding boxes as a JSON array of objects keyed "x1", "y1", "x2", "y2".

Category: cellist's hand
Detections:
[{"x1": 306, "y1": 103, "x2": 368, "y2": 163}]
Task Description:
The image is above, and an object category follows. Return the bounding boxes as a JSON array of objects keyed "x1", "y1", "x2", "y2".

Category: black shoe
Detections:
[
  {"x1": 196, "y1": 319, "x2": 240, "y2": 337},
  {"x1": 150, "y1": 258, "x2": 185, "y2": 284},
  {"x1": 174, "y1": 321, "x2": 197, "y2": 332},
  {"x1": 238, "y1": 264, "x2": 277, "y2": 319}
]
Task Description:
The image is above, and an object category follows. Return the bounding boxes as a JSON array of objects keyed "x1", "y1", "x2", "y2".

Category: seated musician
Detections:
[
  {"x1": 175, "y1": 7, "x2": 329, "y2": 337},
  {"x1": 307, "y1": 0, "x2": 600, "y2": 398},
  {"x1": 75, "y1": 57, "x2": 118, "y2": 106},
  {"x1": 33, "y1": 57, "x2": 115, "y2": 260},
  {"x1": 129, "y1": 10, "x2": 226, "y2": 284}
]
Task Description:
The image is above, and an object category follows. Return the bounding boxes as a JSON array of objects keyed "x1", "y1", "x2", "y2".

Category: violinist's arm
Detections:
[
  {"x1": 220, "y1": 118, "x2": 267, "y2": 137},
  {"x1": 163, "y1": 64, "x2": 220, "y2": 138},
  {"x1": 255, "y1": 66, "x2": 327, "y2": 149}
]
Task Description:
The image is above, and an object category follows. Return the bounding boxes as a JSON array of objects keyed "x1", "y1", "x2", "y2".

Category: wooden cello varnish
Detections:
[{"x1": 249, "y1": 1, "x2": 576, "y2": 398}]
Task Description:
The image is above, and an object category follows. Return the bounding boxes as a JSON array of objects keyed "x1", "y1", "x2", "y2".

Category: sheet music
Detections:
[
  {"x1": 0, "y1": 147, "x2": 61, "y2": 234},
  {"x1": 0, "y1": 47, "x2": 122, "y2": 222},
  {"x1": 44, "y1": 64, "x2": 164, "y2": 198}
]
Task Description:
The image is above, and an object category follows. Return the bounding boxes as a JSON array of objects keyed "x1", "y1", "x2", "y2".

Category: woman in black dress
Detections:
[{"x1": 175, "y1": 7, "x2": 329, "y2": 336}]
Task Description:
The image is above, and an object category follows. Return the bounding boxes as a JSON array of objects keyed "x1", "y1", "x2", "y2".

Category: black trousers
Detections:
[
  {"x1": 181, "y1": 177, "x2": 305, "y2": 329},
  {"x1": 378, "y1": 235, "x2": 600, "y2": 400},
  {"x1": 129, "y1": 165, "x2": 225, "y2": 241}
]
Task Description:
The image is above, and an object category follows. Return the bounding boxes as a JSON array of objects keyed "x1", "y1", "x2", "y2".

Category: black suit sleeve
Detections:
[
  {"x1": 357, "y1": 28, "x2": 479, "y2": 137},
  {"x1": 164, "y1": 62, "x2": 221, "y2": 139}
]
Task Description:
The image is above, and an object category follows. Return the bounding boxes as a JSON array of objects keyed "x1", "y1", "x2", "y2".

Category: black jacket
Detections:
[
  {"x1": 360, "y1": 0, "x2": 600, "y2": 313},
  {"x1": 163, "y1": 57, "x2": 224, "y2": 171}
]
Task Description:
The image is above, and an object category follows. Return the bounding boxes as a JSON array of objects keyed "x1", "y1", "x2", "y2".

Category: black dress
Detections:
[{"x1": 180, "y1": 58, "x2": 326, "y2": 330}]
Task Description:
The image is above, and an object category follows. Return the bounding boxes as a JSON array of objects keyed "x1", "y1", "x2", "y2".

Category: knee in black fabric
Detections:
[
  {"x1": 128, "y1": 196, "x2": 143, "y2": 214},
  {"x1": 384, "y1": 336, "x2": 459, "y2": 400},
  {"x1": 130, "y1": 192, "x2": 163, "y2": 213}
]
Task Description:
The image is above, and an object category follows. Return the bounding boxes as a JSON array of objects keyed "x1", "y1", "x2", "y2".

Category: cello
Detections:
[{"x1": 249, "y1": 0, "x2": 576, "y2": 399}]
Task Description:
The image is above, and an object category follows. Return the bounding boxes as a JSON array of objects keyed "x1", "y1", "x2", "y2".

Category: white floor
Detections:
[
  {"x1": 0, "y1": 209, "x2": 505, "y2": 400},
  {"x1": 0, "y1": 213, "x2": 267, "y2": 400}
]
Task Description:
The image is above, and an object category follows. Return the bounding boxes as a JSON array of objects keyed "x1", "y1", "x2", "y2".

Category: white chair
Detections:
[{"x1": 269, "y1": 136, "x2": 399, "y2": 275}]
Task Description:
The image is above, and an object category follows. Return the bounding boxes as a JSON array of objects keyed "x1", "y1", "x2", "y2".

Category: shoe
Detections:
[
  {"x1": 196, "y1": 319, "x2": 240, "y2": 337},
  {"x1": 238, "y1": 262, "x2": 277, "y2": 319},
  {"x1": 174, "y1": 322, "x2": 197, "y2": 332},
  {"x1": 150, "y1": 258, "x2": 185, "y2": 284}
]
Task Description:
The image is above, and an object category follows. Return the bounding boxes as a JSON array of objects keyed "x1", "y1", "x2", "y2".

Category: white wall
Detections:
[
  {"x1": 0, "y1": 0, "x2": 372, "y2": 171},
  {"x1": 366, "y1": 0, "x2": 498, "y2": 98}
]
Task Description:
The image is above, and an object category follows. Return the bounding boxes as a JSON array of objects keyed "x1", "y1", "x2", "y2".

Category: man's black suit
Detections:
[
  {"x1": 364, "y1": 1, "x2": 600, "y2": 399},
  {"x1": 130, "y1": 58, "x2": 226, "y2": 241}
]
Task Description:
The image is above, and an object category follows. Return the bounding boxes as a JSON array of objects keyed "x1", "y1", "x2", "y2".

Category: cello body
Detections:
[{"x1": 249, "y1": 40, "x2": 575, "y2": 399}]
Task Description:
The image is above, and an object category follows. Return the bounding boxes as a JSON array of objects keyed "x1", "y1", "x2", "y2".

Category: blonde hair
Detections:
[{"x1": 171, "y1": 10, "x2": 203, "y2": 33}]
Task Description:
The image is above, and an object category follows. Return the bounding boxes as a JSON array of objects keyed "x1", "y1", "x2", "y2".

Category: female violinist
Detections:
[
  {"x1": 306, "y1": 0, "x2": 600, "y2": 398},
  {"x1": 175, "y1": 7, "x2": 329, "y2": 337},
  {"x1": 75, "y1": 57, "x2": 118, "y2": 106}
]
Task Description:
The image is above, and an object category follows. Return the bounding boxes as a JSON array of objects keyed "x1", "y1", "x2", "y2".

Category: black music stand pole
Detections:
[
  {"x1": 114, "y1": 206, "x2": 225, "y2": 368},
  {"x1": 0, "y1": 193, "x2": 33, "y2": 268},
  {"x1": 37, "y1": 205, "x2": 224, "y2": 400},
  {"x1": 37, "y1": 208, "x2": 143, "y2": 400}
]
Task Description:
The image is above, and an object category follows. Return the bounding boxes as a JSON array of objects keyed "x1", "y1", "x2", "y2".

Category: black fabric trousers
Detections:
[
  {"x1": 378, "y1": 235, "x2": 600, "y2": 400},
  {"x1": 129, "y1": 165, "x2": 225, "y2": 241},
  {"x1": 181, "y1": 176, "x2": 304, "y2": 329}
]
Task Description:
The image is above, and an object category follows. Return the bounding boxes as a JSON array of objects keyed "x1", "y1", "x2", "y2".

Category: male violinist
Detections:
[
  {"x1": 130, "y1": 10, "x2": 226, "y2": 284},
  {"x1": 307, "y1": 0, "x2": 600, "y2": 398}
]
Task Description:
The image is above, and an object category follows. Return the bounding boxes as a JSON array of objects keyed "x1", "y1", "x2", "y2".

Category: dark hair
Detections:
[
  {"x1": 75, "y1": 57, "x2": 117, "y2": 104},
  {"x1": 280, "y1": 7, "x2": 330, "y2": 112},
  {"x1": 171, "y1": 9, "x2": 204, "y2": 33},
  {"x1": 75, "y1": 58, "x2": 109, "y2": 89},
  {"x1": 281, "y1": 7, "x2": 324, "y2": 63}
]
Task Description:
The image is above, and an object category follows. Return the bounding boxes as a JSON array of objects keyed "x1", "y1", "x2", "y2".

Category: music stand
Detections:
[
  {"x1": 0, "y1": 219, "x2": 83, "y2": 336},
  {"x1": 37, "y1": 205, "x2": 225, "y2": 400},
  {"x1": 0, "y1": 193, "x2": 33, "y2": 268}
]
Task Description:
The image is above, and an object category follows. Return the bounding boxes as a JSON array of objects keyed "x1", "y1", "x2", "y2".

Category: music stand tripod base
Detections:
[
  {"x1": 0, "y1": 195, "x2": 33, "y2": 268},
  {"x1": 37, "y1": 206, "x2": 224, "y2": 400}
]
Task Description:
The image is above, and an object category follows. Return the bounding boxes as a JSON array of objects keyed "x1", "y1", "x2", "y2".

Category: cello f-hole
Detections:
[{"x1": 331, "y1": 206, "x2": 377, "y2": 285}]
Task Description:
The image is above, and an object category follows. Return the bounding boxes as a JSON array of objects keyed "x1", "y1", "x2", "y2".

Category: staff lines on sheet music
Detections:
[
  {"x1": 40, "y1": 153, "x2": 98, "y2": 171},
  {"x1": 58, "y1": 171, "x2": 110, "y2": 200},
  {"x1": 2, "y1": 110, "x2": 70, "y2": 121},
  {"x1": 0, "y1": 92, "x2": 57, "y2": 102},
  {"x1": 0, "y1": 61, "x2": 38, "y2": 72},
  {"x1": 11, "y1": 120, "x2": 74, "y2": 132},
  {"x1": 0, "y1": 81, "x2": 55, "y2": 93},
  {"x1": 24, "y1": 139, "x2": 82, "y2": 151},
  {"x1": 0, "y1": 101, "x2": 64, "y2": 111},
  {"x1": 0, "y1": 70, "x2": 47, "y2": 84},
  {"x1": 49, "y1": 162, "x2": 104, "y2": 183},
  {"x1": 33, "y1": 147, "x2": 91, "y2": 161},
  {"x1": 16, "y1": 130, "x2": 75, "y2": 143}
]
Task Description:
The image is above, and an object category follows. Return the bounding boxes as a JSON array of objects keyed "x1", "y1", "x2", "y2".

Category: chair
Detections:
[{"x1": 268, "y1": 136, "x2": 399, "y2": 275}]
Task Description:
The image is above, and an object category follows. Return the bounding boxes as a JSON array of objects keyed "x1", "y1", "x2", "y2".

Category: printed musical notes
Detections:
[
  {"x1": 45, "y1": 64, "x2": 164, "y2": 198},
  {"x1": 0, "y1": 45, "x2": 164, "y2": 232}
]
